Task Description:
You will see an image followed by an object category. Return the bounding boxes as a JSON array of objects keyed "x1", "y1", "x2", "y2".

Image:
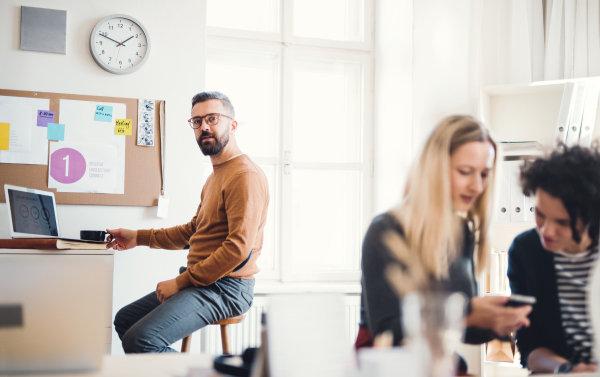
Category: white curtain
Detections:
[{"x1": 479, "y1": 0, "x2": 600, "y2": 85}]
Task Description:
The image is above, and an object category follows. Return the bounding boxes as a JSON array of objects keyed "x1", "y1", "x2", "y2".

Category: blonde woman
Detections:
[{"x1": 356, "y1": 115, "x2": 532, "y2": 352}]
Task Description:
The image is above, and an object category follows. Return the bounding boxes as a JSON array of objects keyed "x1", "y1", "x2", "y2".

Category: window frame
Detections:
[{"x1": 205, "y1": 0, "x2": 374, "y2": 283}]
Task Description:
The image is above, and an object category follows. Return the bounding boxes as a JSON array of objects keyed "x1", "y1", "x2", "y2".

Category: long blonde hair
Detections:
[{"x1": 391, "y1": 115, "x2": 497, "y2": 280}]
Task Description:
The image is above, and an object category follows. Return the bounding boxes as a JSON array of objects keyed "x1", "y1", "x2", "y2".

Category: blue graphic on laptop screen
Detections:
[{"x1": 8, "y1": 189, "x2": 58, "y2": 236}]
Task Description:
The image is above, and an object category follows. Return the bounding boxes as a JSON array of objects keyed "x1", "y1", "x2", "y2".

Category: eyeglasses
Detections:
[{"x1": 187, "y1": 113, "x2": 234, "y2": 129}]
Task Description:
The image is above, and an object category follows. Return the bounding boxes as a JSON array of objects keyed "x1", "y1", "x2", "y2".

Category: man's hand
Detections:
[
  {"x1": 466, "y1": 296, "x2": 532, "y2": 337},
  {"x1": 106, "y1": 228, "x2": 138, "y2": 250},
  {"x1": 156, "y1": 278, "x2": 180, "y2": 303}
]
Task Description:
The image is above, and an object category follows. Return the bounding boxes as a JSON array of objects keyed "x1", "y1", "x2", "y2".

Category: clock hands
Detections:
[
  {"x1": 99, "y1": 33, "x2": 134, "y2": 47},
  {"x1": 99, "y1": 33, "x2": 122, "y2": 46}
]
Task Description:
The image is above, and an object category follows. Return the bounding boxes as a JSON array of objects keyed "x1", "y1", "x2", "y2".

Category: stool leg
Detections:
[
  {"x1": 181, "y1": 334, "x2": 192, "y2": 353},
  {"x1": 220, "y1": 324, "x2": 230, "y2": 354}
]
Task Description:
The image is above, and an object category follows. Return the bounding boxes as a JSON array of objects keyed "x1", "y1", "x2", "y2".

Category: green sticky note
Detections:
[
  {"x1": 0, "y1": 123, "x2": 9, "y2": 150},
  {"x1": 95, "y1": 105, "x2": 113, "y2": 122},
  {"x1": 47, "y1": 123, "x2": 65, "y2": 141}
]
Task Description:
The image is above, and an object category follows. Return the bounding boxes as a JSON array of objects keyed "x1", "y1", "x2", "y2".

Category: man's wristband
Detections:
[{"x1": 554, "y1": 362, "x2": 573, "y2": 374}]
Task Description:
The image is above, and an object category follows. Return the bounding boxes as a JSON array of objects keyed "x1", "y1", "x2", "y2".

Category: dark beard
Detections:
[{"x1": 197, "y1": 131, "x2": 230, "y2": 156}]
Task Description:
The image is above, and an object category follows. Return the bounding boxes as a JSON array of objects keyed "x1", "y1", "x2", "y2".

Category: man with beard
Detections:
[{"x1": 107, "y1": 91, "x2": 269, "y2": 353}]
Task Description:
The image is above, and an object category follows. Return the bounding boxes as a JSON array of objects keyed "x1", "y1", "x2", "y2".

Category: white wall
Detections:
[
  {"x1": 0, "y1": 0, "x2": 207, "y2": 355},
  {"x1": 374, "y1": 0, "x2": 482, "y2": 373},
  {"x1": 374, "y1": 0, "x2": 479, "y2": 213},
  {"x1": 372, "y1": 0, "x2": 413, "y2": 214}
]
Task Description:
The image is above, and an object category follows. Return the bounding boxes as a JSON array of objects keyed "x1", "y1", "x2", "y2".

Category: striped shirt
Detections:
[{"x1": 553, "y1": 249, "x2": 598, "y2": 364}]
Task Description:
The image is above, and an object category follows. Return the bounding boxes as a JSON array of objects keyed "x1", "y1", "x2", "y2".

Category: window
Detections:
[{"x1": 205, "y1": 0, "x2": 373, "y2": 282}]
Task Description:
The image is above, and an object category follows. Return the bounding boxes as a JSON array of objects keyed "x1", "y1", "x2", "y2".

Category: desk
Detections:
[
  {"x1": 5, "y1": 353, "x2": 600, "y2": 377},
  {"x1": 0, "y1": 248, "x2": 114, "y2": 355},
  {"x1": 5, "y1": 354, "x2": 217, "y2": 377}
]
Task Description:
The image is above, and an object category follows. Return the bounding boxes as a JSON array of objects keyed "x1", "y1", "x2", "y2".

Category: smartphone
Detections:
[{"x1": 505, "y1": 294, "x2": 536, "y2": 307}]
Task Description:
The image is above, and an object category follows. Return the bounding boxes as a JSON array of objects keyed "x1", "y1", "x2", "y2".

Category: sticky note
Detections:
[
  {"x1": 47, "y1": 123, "x2": 65, "y2": 141},
  {"x1": 95, "y1": 105, "x2": 113, "y2": 122},
  {"x1": 37, "y1": 110, "x2": 55, "y2": 127},
  {"x1": 0, "y1": 123, "x2": 9, "y2": 150},
  {"x1": 115, "y1": 119, "x2": 132, "y2": 135}
]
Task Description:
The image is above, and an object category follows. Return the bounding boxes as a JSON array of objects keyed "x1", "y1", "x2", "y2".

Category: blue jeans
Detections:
[{"x1": 114, "y1": 270, "x2": 254, "y2": 353}]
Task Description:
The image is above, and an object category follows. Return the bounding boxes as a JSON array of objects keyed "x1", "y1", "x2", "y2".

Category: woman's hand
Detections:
[
  {"x1": 106, "y1": 228, "x2": 138, "y2": 250},
  {"x1": 572, "y1": 363, "x2": 597, "y2": 373},
  {"x1": 466, "y1": 296, "x2": 532, "y2": 337}
]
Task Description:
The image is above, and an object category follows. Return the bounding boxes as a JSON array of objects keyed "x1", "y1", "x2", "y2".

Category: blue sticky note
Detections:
[
  {"x1": 94, "y1": 105, "x2": 113, "y2": 122},
  {"x1": 47, "y1": 123, "x2": 65, "y2": 141}
]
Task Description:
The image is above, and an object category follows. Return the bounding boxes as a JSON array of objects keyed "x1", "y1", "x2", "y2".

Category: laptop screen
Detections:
[{"x1": 7, "y1": 188, "x2": 58, "y2": 237}]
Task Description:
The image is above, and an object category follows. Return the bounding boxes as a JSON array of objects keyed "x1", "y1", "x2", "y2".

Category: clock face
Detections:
[{"x1": 90, "y1": 15, "x2": 150, "y2": 74}]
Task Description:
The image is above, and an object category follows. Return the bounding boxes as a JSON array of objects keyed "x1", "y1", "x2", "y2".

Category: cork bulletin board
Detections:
[{"x1": 0, "y1": 89, "x2": 163, "y2": 206}]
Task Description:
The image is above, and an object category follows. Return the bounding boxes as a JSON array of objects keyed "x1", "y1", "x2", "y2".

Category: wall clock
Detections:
[{"x1": 89, "y1": 14, "x2": 151, "y2": 75}]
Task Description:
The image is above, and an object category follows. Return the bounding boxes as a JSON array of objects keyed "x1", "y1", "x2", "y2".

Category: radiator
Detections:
[{"x1": 181, "y1": 294, "x2": 361, "y2": 355}]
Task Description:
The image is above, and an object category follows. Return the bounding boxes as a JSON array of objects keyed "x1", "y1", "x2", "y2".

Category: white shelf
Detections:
[{"x1": 480, "y1": 79, "x2": 600, "y2": 148}]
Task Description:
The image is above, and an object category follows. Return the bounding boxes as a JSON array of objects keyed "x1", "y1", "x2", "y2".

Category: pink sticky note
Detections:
[{"x1": 37, "y1": 110, "x2": 56, "y2": 127}]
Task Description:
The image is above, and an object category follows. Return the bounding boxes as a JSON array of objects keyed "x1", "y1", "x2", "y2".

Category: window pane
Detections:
[
  {"x1": 258, "y1": 164, "x2": 276, "y2": 271},
  {"x1": 293, "y1": 59, "x2": 362, "y2": 163},
  {"x1": 202, "y1": 162, "x2": 277, "y2": 272},
  {"x1": 207, "y1": 0, "x2": 280, "y2": 33},
  {"x1": 294, "y1": 0, "x2": 364, "y2": 42},
  {"x1": 206, "y1": 49, "x2": 280, "y2": 159},
  {"x1": 291, "y1": 169, "x2": 361, "y2": 272}
]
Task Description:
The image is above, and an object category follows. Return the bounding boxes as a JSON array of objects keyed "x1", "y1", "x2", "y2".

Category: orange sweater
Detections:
[{"x1": 137, "y1": 155, "x2": 269, "y2": 289}]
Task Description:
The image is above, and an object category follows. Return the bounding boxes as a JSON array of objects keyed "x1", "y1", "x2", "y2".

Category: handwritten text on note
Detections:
[
  {"x1": 94, "y1": 105, "x2": 113, "y2": 122},
  {"x1": 115, "y1": 119, "x2": 132, "y2": 135}
]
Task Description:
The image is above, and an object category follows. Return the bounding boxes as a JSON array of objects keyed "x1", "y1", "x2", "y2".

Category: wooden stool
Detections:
[{"x1": 181, "y1": 315, "x2": 245, "y2": 354}]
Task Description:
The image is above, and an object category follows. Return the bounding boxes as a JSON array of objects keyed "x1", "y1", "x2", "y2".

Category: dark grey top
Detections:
[{"x1": 359, "y1": 212, "x2": 496, "y2": 345}]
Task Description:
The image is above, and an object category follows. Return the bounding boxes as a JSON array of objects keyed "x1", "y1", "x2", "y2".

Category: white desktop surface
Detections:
[
  {"x1": 1, "y1": 352, "x2": 599, "y2": 377},
  {"x1": 3, "y1": 354, "x2": 217, "y2": 377}
]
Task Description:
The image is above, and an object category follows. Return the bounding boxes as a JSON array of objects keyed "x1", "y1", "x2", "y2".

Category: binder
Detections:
[
  {"x1": 490, "y1": 250, "x2": 500, "y2": 294},
  {"x1": 524, "y1": 194, "x2": 536, "y2": 222},
  {"x1": 496, "y1": 161, "x2": 511, "y2": 222},
  {"x1": 580, "y1": 78, "x2": 600, "y2": 147},
  {"x1": 509, "y1": 160, "x2": 525, "y2": 222},
  {"x1": 498, "y1": 250, "x2": 508, "y2": 293},
  {"x1": 565, "y1": 81, "x2": 587, "y2": 147},
  {"x1": 554, "y1": 82, "x2": 575, "y2": 147}
]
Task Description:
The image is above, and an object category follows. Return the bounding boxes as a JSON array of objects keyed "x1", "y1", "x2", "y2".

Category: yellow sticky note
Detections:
[
  {"x1": 115, "y1": 119, "x2": 132, "y2": 135},
  {"x1": 0, "y1": 123, "x2": 9, "y2": 150}
]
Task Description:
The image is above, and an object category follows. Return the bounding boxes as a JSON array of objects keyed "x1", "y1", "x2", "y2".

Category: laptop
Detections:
[{"x1": 4, "y1": 184, "x2": 104, "y2": 243}]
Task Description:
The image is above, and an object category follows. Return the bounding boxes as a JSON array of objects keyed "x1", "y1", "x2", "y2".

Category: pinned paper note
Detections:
[
  {"x1": 47, "y1": 123, "x2": 65, "y2": 141},
  {"x1": 94, "y1": 105, "x2": 113, "y2": 122},
  {"x1": 0, "y1": 103, "x2": 32, "y2": 153},
  {"x1": 157, "y1": 195, "x2": 169, "y2": 218},
  {"x1": 48, "y1": 141, "x2": 117, "y2": 194},
  {"x1": 115, "y1": 119, "x2": 132, "y2": 135},
  {"x1": 37, "y1": 110, "x2": 55, "y2": 127},
  {"x1": 0, "y1": 96, "x2": 49, "y2": 165},
  {"x1": 0, "y1": 123, "x2": 9, "y2": 150},
  {"x1": 137, "y1": 99, "x2": 155, "y2": 146}
]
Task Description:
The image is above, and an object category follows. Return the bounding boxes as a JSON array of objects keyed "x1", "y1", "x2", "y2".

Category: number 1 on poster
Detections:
[{"x1": 63, "y1": 155, "x2": 69, "y2": 176}]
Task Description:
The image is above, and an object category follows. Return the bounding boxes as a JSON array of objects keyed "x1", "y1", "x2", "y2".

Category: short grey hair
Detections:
[{"x1": 191, "y1": 91, "x2": 235, "y2": 118}]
